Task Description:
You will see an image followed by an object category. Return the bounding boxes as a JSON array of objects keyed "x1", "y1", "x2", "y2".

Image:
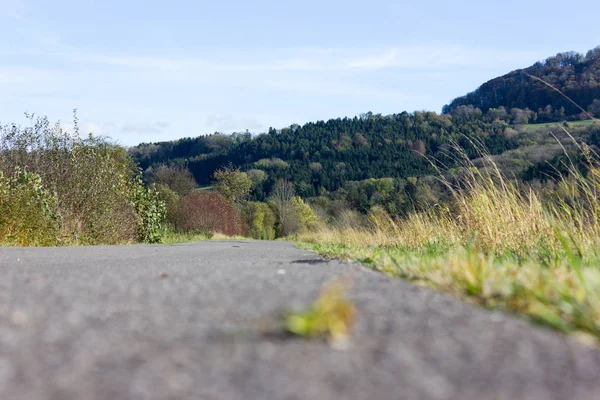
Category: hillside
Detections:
[
  {"x1": 131, "y1": 111, "x2": 517, "y2": 198},
  {"x1": 130, "y1": 46, "x2": 600, "y2": 208},
  {"x1": 443, "y1": 47, "x2": 600, "y2": 121}
]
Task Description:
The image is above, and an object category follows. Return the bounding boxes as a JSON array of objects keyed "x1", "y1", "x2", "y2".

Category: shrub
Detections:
[
  {"x1": 244, "y1": 201, "x2": 276, "y2": 239},
  {"x1": 146, "y1": 164, "x2": 197, "y2": 196},
  {"x1": 291, "y1": 196, "x2": 318, "y2": 231},
  {"x1": 131, "y1": 177, "x2": 165, "y2": 244},
  {"x1": 154, "y1": 183, "x2": 180, "y2": 225},
  {"x1": 176, "y1": 192, "x2": 242, "y2": 236},
  {"x1": 212, "y1": 166, "x2": 253, "y2": 203},
  {"x1": 246, "y1": 169, "x2": 267, "y2": 187},
  {"x1": 0, "y1": 113, "x2": 166, "y2": 245},
  {"x1": 60, "y1": 142, "x2": 143, "y2": 244},
  {"x1": 0, "y1": 169, "x2": 60, "y2": 246}
]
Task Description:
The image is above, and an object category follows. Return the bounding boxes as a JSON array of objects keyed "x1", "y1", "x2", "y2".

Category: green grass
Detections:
[
  {"x1": 518, "y1": 119, "x2": 596, "y2": 132},
  {"x1": 193, "y1": 184, "x2": 214, "y2": 192},
  {"x1": 296, "y1": 241, "x2": 600, "y2": 344}
]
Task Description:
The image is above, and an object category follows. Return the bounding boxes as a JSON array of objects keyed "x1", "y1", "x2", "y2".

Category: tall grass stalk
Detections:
[{"x1": 297, "y1": 121, "x2": 600, "y2": 339}]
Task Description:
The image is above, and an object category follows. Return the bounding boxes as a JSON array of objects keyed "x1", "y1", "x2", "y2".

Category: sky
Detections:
[{"x1": 1, "y1": 0, "x2": 599, "y2": 146}]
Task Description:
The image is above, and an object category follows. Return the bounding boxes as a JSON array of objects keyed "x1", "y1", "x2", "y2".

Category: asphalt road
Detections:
[{"x1": 0, "y1": 241, "x2": 599, "y2": 400}]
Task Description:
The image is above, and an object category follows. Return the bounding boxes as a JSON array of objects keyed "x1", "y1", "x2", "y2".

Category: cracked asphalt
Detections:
[{"x1": 0, "y1": 241, "x2": 599, "y2": 400}]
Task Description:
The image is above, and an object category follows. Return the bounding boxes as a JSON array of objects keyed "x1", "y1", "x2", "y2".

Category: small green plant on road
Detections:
[{"x1": 284, "y1": 280, "x2": 356, "y2": 348}]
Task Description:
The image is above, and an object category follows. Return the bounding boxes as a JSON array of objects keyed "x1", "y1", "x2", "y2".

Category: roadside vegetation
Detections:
[
  {"x1": 0, "y1": 113, "x2": 164, "y2": 246},
  {"x1": 296, "y1": 124, "x2": 600, "y2": 341},
  {"x1": 3, "y1": 47, "x2": 600, "y2": 342},
  {"x1": 0, "y1": 114, "x2": 318, "y2": 246}
]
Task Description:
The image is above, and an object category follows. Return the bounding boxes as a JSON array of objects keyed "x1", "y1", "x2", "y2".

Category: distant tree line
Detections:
[{"x1": 130, "y1": 111, "x2": 519, "y2": 201}]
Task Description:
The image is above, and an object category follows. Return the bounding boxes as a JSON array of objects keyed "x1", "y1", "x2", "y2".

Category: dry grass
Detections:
[
  {"x1": 296, "y1": 125, "x2": 600, "y2": 340},
  {"x1": 299, "y1": 138, "x2": 600, "y2": 256}
]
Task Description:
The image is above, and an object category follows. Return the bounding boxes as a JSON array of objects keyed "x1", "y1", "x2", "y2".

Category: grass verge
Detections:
[
  {"x1": 293, "y1": 128, "x2": 600, "y2": 343},
  {"x1": 295, "y1": 240, "x2": 600, "y2": 344}
]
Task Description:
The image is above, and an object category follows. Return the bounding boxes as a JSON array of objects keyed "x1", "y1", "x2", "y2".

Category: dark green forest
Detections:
[{"x1": 131, "y1": 111, "x2": 518, "y2": 195}]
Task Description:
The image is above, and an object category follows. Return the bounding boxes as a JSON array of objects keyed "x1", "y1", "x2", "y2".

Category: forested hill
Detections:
[
  {"x1": 443, "y1": 47, "x2": 600, "y2": 121},
  {"x1": 130, "y1": 46, "x2": 600, "y2": 202},
  {"x1": 131, "y1": 111, "x2": 517, "y2": 198}
]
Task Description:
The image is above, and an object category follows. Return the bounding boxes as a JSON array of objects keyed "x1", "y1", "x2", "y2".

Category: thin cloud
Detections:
[
  {"x1": 21, "y1": 45, "x2": 540, "y2": 73},
  {"x1": 121, "y1": 121, "x2": 169, "y2": 133}
]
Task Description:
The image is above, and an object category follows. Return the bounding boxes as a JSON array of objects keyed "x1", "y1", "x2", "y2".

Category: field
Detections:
[{"x1": 519, "y1": 119, "x2": 597, "y2": 132}]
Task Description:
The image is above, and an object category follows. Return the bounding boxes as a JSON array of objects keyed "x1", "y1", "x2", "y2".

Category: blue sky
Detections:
[{"x1": 1, "y1": 0, "x2": 599, "y2": 146}]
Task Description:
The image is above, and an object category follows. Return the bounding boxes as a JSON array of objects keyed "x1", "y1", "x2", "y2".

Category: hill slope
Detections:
[
  {"x1": 443, "y1": 47, "x2": 600, "y2": 121},
  {"x1": 130, "y1": 46, "x2": 600, "y2": 203},
  {"x1": 131, "y1": 111, "x2": 517, "y2": 198}
]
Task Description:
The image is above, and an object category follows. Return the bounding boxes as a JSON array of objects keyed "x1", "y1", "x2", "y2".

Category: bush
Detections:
[
  {"x1": 146, "y1": 165, "x2": 197, "y2": 196},
  {"x1": 246, "y1": 169, "x2": 267, "y2": 187},
  {"x1": 176, "y1": 192, "x2": 242, "y2": 236},
  {"x1": 0, "y1": 113, "x2": 166, "y2": 245},
  {"x1": 154, "y1": 183, "x2": 180, "y2": 225},
  {"x1": 61, "y1": 142, "x2": 143, "y2": 244},
  {"x1": 291, "y1": 196, "x2": 318, "y2": 231},
  {"x1": 212, "y1": 166, "x2": 253, "y2": 203},
  {"x1": 131, "y1": 177, "x2": 166, "y2": 244},
  {"x1": 0, "y1": 169, "x2": 60, "y2": 246},
  {"x1": 244, "y1": 201, "x2": 276, "y2": 239}
]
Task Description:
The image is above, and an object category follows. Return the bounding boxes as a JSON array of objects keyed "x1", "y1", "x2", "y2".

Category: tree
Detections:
[
  {"x1": 176, "y1": 192, "x2": 242, "y2": 236},
  {"x1": 243, "y1": 201, "x2": 276, "y2": 239},
  {"x1": 291, "y1": 196, "x2": 318, "y2": 231},
  {"x1": 246, "y1": 169, "x2": 268, "y2": 187},
  {"x1": 154, "y1": 183, "x2": 180, "y2": 225},
  {"x1": 212, "y1": 166, "x2": 253, "y2": 204},
  {"x1": 270, "y1": 179, "x2": 295, "y2": 236},
  {"x1": 485, "y1": 107, "x2": 509, "y2": 122},
  {"x1": 510, "y1": 108, "x2": 532, "y2": 125},
  {"x1": 147, "y1": 165, "x2": 197, "y2": 196},
  {"x1": 410, "y1": 139, "x2": 426, "y2": 156},
  {"x1": 588, "y1": 99, "x2": 600, "y2": 117}
]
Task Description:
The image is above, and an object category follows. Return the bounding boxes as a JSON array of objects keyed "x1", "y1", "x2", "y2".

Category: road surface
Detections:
[{"x1": 0, "y1": 241, "x2": 599, "y2": 400}]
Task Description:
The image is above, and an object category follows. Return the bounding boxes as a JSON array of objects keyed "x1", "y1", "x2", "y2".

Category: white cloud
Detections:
[
  {"x1": 27, "y1": 44, "x2": 540, "y2": 74},
  {"x1": 121, "y1": 121, "x2": 169, "y2": 133},
  {"x1": 0, "y1": 42, "x2": 550, "y2": 145}
]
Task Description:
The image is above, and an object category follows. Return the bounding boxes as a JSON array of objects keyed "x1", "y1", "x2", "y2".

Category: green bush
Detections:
[
  {"x1": 60, "y1": 141, "x2": 141, "y2": 243},
  {"x1": 244, "y1": 201, "x2": 276, "y2": 239},
  {"x1": 0, "y1": 169, "x2": 60, "y2": 246},
  {"x1": 154, "y1": 183, "x2": 180, "y2": 226},
  {"x1": 0, "y1": 113, "x2": 166, "y2": 245},
  {"x1": 291, "y1": 196, "x2": 318, "y2": 231},
  {"x1": 213, "y1": 166, "x2": 253, "y2": 204},
  {"x1": 131, "y1": 176, "x2": 166, "y2": 244},
  {"x1": 146, "y1": 165, "x2": 197, "y2": 196}
]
